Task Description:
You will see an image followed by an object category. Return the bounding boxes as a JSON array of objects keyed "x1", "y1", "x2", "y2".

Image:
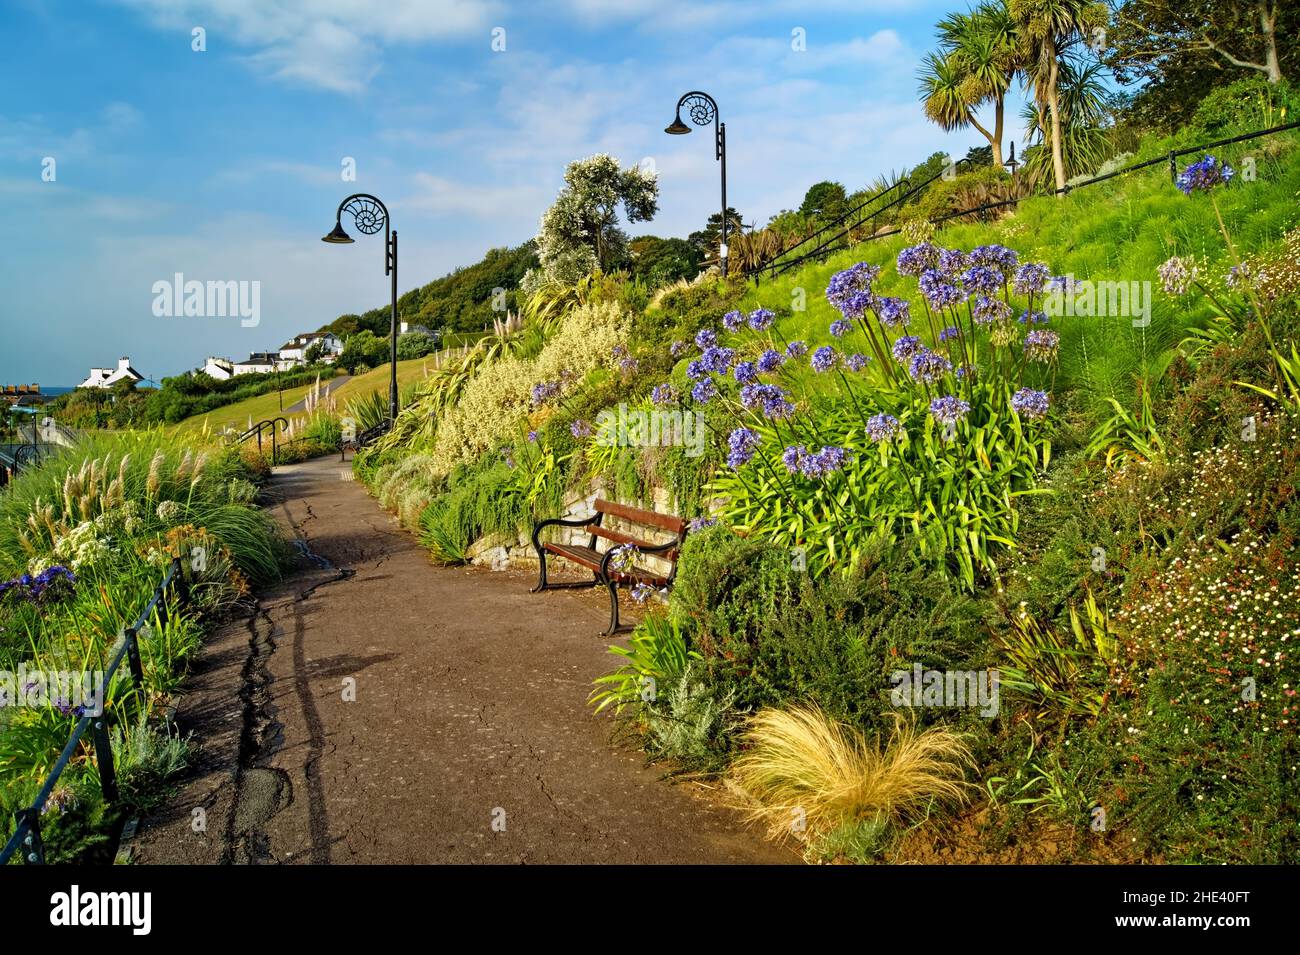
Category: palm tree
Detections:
[
  {"x1": 1018, "y1": 57, "x2": 1111, "y2": 185},
  {"x1": 1010, "y1": 0, "x2": 1107, "y2": 193},
  {"x1": 919, "y1": 1, "x2": 1020, "y2": 167}
]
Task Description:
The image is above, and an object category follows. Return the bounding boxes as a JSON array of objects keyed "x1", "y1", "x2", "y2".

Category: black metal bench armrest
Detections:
[{"x1": 531, "y1": 513, "x2": 598, "y2": 551}]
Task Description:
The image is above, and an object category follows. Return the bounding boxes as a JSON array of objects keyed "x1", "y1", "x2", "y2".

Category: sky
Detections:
[{"x1": 0, "y1": 0, "x2": 1031, "y2": 385}]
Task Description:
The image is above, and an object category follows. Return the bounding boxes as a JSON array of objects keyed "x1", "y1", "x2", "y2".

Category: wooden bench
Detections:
[{"x1": 530, "y1": 499, "x2": 688, "y2": 635}]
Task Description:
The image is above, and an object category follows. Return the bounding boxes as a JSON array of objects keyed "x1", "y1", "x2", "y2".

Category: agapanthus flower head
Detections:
[
  {"x1": 781, "y1": 445, "x2": 806, "y2": 473},
  {"x1": 691, "y1": 377, "x2": 717, "y2": 403},
  {"x1": 845, "y1": 352, "x2": 870, "y2": 372},
  {"x1": 1010, "y1": 387, "x2": 1050, "y2": 420},
  {"x1": 829, "y1": 318, "x2": 852, "y2": 338},
  {"x1": 695, "y1": 328, "x2": 717, "y2": 350},
  {"x1": 938, "y1": 325, "x2": 960, "y2": 342},
  {"x1": 630, "y1": 582, "x2": 658, "y2": 604},
  {"x1": 670, "y1": 339, "x2": 689, "y2": 358},
  {"x1": 747, "y1": 308, "x2": 776, "y2": 332},
  {"x1": 686, "y1": 358, "x2": 709, "y2": 381},
  {"x1": 619, "y1": 356, "x2": 639, "y2": 374},
  {"x1": 611, "y1": 344, "x2": 628, "y2": 358},
  {"x1": 875, "y1": 296, "x2": 912, "y2": 328},
  {"x1": 955, "y1": 364, "x2": 978, "y2": 381},
  {"x1": 688, "y1": 516, "x2": 717, "y2": 532},
  {"x1": 570, "y1": 419, "x2": 593, "y2": 439},
  {"x1": 918, "y1": 269, "x2": 964, "y2": 309},
  {"x1": 908, "y1": 347, "x2": 953, "y2": 384},
  {"x1": 651, "y1": 383, "x2": 677, "y2": 405},
  {"x1": 810, "y1": 345, "x2": 839, "y2": 373},
  {"x1": 1018, "y1": 310, "x2": 1048, "y2": 325},
  {"x1": 1047, "y1": 274, "x2": 1078, "y2": 295},
  {"x1": 734, "y1": 360, "x2": 758, "y2": 385},
  {"x1": 1176, "y1": 154, "x2": 1235, "y2": 195},
  {"x1": 1158, "y1": 255, "x2": 1197, "y2": 296},
  {"x1": 897, "y1": 241, "x2": 940, "y2": 277},
  {"x1": 865, "y1": 413, "x2": 902, "y2": 443},
  {"x1": 526, "y1": 430, "x2": 538, "y2": 443},
  {"x1": 607, "y1": 543, "x2": 641, "y2": 574},
  {"x1": 756, "y1": 348, "x2": 784, "y2": 373},
  {"x1": 891, "y1": 335, "x2": 923, "y2": 363},
  {"x1": 1012, "y1": 262, "x2": 1051, "y2": 295},
  {"x1": 961, "y1": 264, "x2": 1002, "y2": 295},
  {"x1": 968, "y1": 244, "x2": 1019, "y2": 276},
  {"x1": 722, "y1": 310, "x2": 745, "y2": 332},
  {"x1": 826, "y1": 262, "x2": 881, "y2": 318},
  {"x1": 936, "y1": 248, "x2": 968, "y2": 277},
  {"x1": 798, "y1": 445, "x2": 852, "y2": 479},
  {"x1": 929, "y1": 394, "x2": 970, "y2": 426},
  {"x1": 727, "y1": 427, "x2": 762, "y2": 468},
  {"x1": 1023, "y1": 328, "x2": 1060, "y2": 363},
  {"x1": 1225, "y1": 263, "x2": 1254, "y2": 290},
  {"x1": 785, "y1": 340, "x2": 808, "y2": 358},
  {"x1": 702, "y1": 345, "x2": 735, "y2": 373},
  {"x1": 531, "y1": 380, "x2": 561, "y2": 406},
  {"x1": 739, "y1": 382, "x2": 794, "y2": 419},
  {"x1": 972, "y1": 295, "x2": 1011, "y2": 325}
]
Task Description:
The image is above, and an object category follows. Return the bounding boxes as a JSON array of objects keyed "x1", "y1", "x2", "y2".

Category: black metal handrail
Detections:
[
  {"x1": 1, "y1": 556, "x2": 191, "y2": 865},
  {"x1": 233, "y1": 416, "x2": 289, "y2": 464},
  {"x1": 749, "y1": 119, "x2": 1300, "y2": 282}
]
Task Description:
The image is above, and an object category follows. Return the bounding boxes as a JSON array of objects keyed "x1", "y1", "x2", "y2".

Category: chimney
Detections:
[{"x1": 118, "y1": 357, "x2": 131, "y2": 370}]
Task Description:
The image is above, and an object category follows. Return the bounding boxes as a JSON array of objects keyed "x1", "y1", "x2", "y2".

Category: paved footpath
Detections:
[{"x1": 133, "y1": 455, "x2": 792, "y2": 864}]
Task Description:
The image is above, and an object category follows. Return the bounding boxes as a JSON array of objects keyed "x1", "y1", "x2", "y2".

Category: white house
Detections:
[
  {"x1": 278, "y1": 332, "x2": 342, "y2": 364},
  {"x1": 202, "y1": 356, "x2": 235, "y2": 381},
  {"x1": 79, "y1": 357, "x2": 144, "y2": 389},
  {"x1": 232, "y1": 352, "x2": 280, "y2": 376}
]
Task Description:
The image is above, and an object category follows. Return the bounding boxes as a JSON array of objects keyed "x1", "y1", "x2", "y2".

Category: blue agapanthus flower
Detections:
[
  {"x1": 1176, "y1": 154, "x2": 1235, "y2": 195},
  {"x1": 688, "y1": 516, "x2": 717, "y2": 532},
  {"x1": 691, "y1": 377, "x2": 718, "y2": 403},
  {"x1": 938, "y1": 325, "x2": 960, "y2": 342},
  {"x1": 571, "y1": 419, "x2": 593, "y2": 439},
  {"x1": 961, "y1": 264, "x2": 1002, "y2": 295},
  {"x1": 968, "y1": 244, "x2": 1019, "y2": 276},
  {"x1": 781, "y1": 445, "x2": 807, "y2": 473},
  {"x1": 727, "y1": 427, "x2": 762, "y2": 468},
  {"x1": 810, "y1": 345, "x2": 839, "y2": 373},
  {"x1": 798, "y1": 445, "x2": 852, "y2": 479},
  {"x1": 739, "y1": 382, "x2": 794, "y2": 419},
  {"x1": 826, "y1": 262, "x2": 881, "y2": 318},
  {"x1": 785, "y1": 340, "x2": 808, "y2": 358},
  {"x1": 695, "y1": 328, "x2": 717, "y2": 350},
  {"x1": 1012, "y1": 262, "x2": 1051, "y2": 295},
  {"x1": 748, "y1": 308, "x2": 776, "y2": 331},
  {"x1": 702, "y1": 345, "x2": 735, "y2": 373},
  {"x1": 531, "y1": 380, "x2": 561, "y2": 406},
  {"x1": 1018, "y1": 310, "x2": 1049, "y2": 325},
  {"x1": 686, "y1": 358, "x2": 709, "y2": 381},
  {"x1": 972, "y1": 295, "x2": 1012, "y2": 325},
  {"x1": 756, "y1": 348, "x2": 784, "y2": 373},
  {"x1": 937, "y1": 248, "x2": 968, "y2": 277},
  {"x1": 929, "y1": 394, "x2": 971, "y2": 426},
  {"x1": 865, "y1": 413, "x2": 901, "y2": 443},
  {"x1": 1010, "y1": 387, "x2": 1050, "y2": 419},
  {"x1": 918, "y1": 269, "x2": 964, "y2": 309},
  {"x1": 1023, "y1": 329, "x2": 1061, "y2": 362},
  {"x1": 845, "y1": 352, "x2": 870, "y2": 372},
  {"x1": 670, "y1": 339, "x2": 689, "y2": 358},
  {"x1": 526, "y1": 430, "x2": 538, "y2": 442},
  {"x1": 909, "y1": 348, "x2": 953, "y2": 384},
  {"x1": 875, "y1": 296, "x2": 911, "y2": 328},
  {"x1": 734, "y1": 360, "x2": 758, "y2": 385},
  {"x1": 722, "y1": 310, "x2": 746, "y2": 332},
  {"x1": 829, "y1": 318, "x2": 852, "y2": 338},
  {"x1": 897, "y1": 242, "x2": 939, "y2": 277},
  {"x1": 891, "y1": 335, "x2": 923, "y2": 363}
]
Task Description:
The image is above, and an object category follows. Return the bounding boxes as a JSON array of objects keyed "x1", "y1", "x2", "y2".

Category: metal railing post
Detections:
[
  {"x1": 124, "y1": 625, "x2": 145, "y2": 689},
  {"x1": 17, "y1": 810, "x2": 44, "y2": 864},
  {"x1": 90, "y1": 717, "x2": 119, "y2": 802}
]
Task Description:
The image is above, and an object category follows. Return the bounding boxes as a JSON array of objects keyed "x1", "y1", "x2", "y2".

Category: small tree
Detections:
[{"x1": 535, "y1": 154, "x2": 659, "y2": 286}]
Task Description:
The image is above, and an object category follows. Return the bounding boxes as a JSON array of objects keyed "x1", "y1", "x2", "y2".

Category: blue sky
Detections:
[{"x1": 0, "y1": 0, "x2": 1030, "y2": 385}]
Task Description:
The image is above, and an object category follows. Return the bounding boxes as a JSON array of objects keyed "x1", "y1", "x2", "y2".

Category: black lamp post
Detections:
[
  {"x1": 666, "y1": 90, "x2": 729, "y2": 277},
  {"x1": 1004, "y1": 140, "x2": 1020, "y2": 179},
  {"x1": 322, "y1": 193, "x2": 399, "y2": 423}
]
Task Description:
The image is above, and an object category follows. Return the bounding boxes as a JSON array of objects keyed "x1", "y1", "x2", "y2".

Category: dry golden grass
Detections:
[{"x1": 728, "y1": 705, "x2": 974, "y2": 843}]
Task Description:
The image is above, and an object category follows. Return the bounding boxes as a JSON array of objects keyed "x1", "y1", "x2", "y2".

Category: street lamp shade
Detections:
[
  {"x1": 321, "y1": 221, "x2": 354, "y2": 244},
  {"x1": 664, "y1": 114, "x2": 691, "y2": 135}
]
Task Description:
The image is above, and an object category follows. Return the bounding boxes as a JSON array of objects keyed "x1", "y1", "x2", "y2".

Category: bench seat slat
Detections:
[
  {"x1": 594, "y1": 498, "x2": 686, "y2": 535},
  {"x1": 584, "y1": 524, "x2": 679, "y2": 560}
]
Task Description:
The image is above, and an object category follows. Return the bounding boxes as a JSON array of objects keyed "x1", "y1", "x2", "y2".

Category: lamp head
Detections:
[
  {"x1": 664, "y1": 114, "x2": 691, "y2": 135},
  {"x1": 321, "y1": 221, "x2": 354, "y2": 244}
]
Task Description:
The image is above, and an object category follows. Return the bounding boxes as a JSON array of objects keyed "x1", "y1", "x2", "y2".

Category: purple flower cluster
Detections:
[
  {"x1": 968, "y1": 244, "x2": 1019, "y2": 276},
  {"x1": 1010, "y1": 388, "x2": 1050, "y2": 420},
  {"x1": 701, "y1": 345, "x2": 735, "y2": 373},
  {"x1": 734, "y1": 360, "x2": 758, "y2": 385},
  {"x1": 722, "y1": 310, "x2": 745, "y2": 332},
  {"x1": 896, "y1": 241, "x2": 939, "y2": 277},
  {"x1": 865, "y1": 413, "x2": 902, "y2": 443},
  {"x1": 1017, "y1": 310, "x2": 1048, "y2": 325},
  {"x1": 938, "y1": 325, "x2": 960, "y2": 342},
  {"x1": 688, "y1": 516, "x2": 717, "y2": 532},
  {"x1": 1176, "y1": 154, "x2": 1234, "y2": 195},
  {"x1": 1012, "y1": 263, "x2": 1051, "y2": 295},
  {"x1": 961, "y1": 264, "x2": 1002, "y2": 296},
  {"x1": 826, "y1": 262, "x2": 881, "y2": 318},
  {"x1": 891, "y1": 335, "x2": 923, "y2": 363},
  {"x1": 785, "y1": 340, "x2": 808, "y2": 358},
  {"x1": 845, "y1": 352, "x2": 870, "y2": 372},
  {"x1": 695, "y1": 328, "x2": 717, "y2": 350},
  {"x1": 783, "y1": 444, "x2": 852, "y2": 478},
  {"x1": 739, "y1": 382, "x2": 794, "y2": 419},
  {"x1": 691, "y1": 378, "x2": 718, "y2": 403},
  {"x1": 829, "y1": 318, "x2": 852, "y2": 338},
  {"x1": 651, "y1": 383, "x2": 677, "y2": 405},
  {"x1": 875, "y1": 297, "x2": 911, "y2": 328},
  {"x1": 908, "y1": 348, "x2": 953, "y2": 384},
  {"x1": 619, "y1": 357, "x2": 639, "y2": 374},
  {"x1": 918, "y1": 269, "x2": 964, "y2": 308},
  {"x1": 971, "y1": 296, "x2": 1011, "y2": 325},
  {"x1": 531, "y1": 380, "x2": 562, "y2": 406},
  {"x1": 727, "y1": 427, "x2": 762, "y2": 468},
  {"x1": 0, "y1": 566, "x2": 75, "y2": 604},
  {"x1": 748, "y1": 308, "x2": 775, "y2": 331},
  {"x1": 670, "y1": 340, "x2": 689, "y2": 358},
  {"x1": 1023, "y1": 329, "x2": 1060, "y2": 363},
  {"x1": 757, "y1": 348, "x2": 784, "y2": 373},
  {"x1": 571, "y1": 419, "x2": 593, "y2": 439},
  {"x1": 929, "y1": 395, "x2": 970, "y2": 426},
  {"x1": 810, "y1": 346, "x2": 839, "y2": 373}
]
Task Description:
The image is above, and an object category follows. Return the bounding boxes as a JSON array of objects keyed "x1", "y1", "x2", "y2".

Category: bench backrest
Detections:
[{"x1": 593, "y1": 499, "x2": 687, "y2": 539}]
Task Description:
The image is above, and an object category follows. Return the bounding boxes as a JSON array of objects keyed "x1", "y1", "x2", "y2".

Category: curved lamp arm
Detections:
[{"x1": 325, "y1": 193, "x2": 393, "y2": 275}]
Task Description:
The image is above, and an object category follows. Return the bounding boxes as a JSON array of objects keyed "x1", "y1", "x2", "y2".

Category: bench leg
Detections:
[
  {"x1": 603, "y1": 580, "x2": 635, "y2": 636},
  {"x1": 530, "y1": 548, "x2": 549, "y2": 593}
]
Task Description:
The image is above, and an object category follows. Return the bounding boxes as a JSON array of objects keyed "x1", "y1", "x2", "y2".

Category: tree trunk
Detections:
[
  {"x1": 1261, "y1": 1, "x2": 1282, "y2": 84},
  {"x1": 992, "y1": 94, "x2": 1005, "y2": 168},
  {"x1": 1046, "y1": 37, "x2": 1067, "y2": 194}
]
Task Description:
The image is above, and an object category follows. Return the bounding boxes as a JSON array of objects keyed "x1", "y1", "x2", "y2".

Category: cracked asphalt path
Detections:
[{"x1": 132, "y1": 455, "x2": 793, "y2": 864}]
